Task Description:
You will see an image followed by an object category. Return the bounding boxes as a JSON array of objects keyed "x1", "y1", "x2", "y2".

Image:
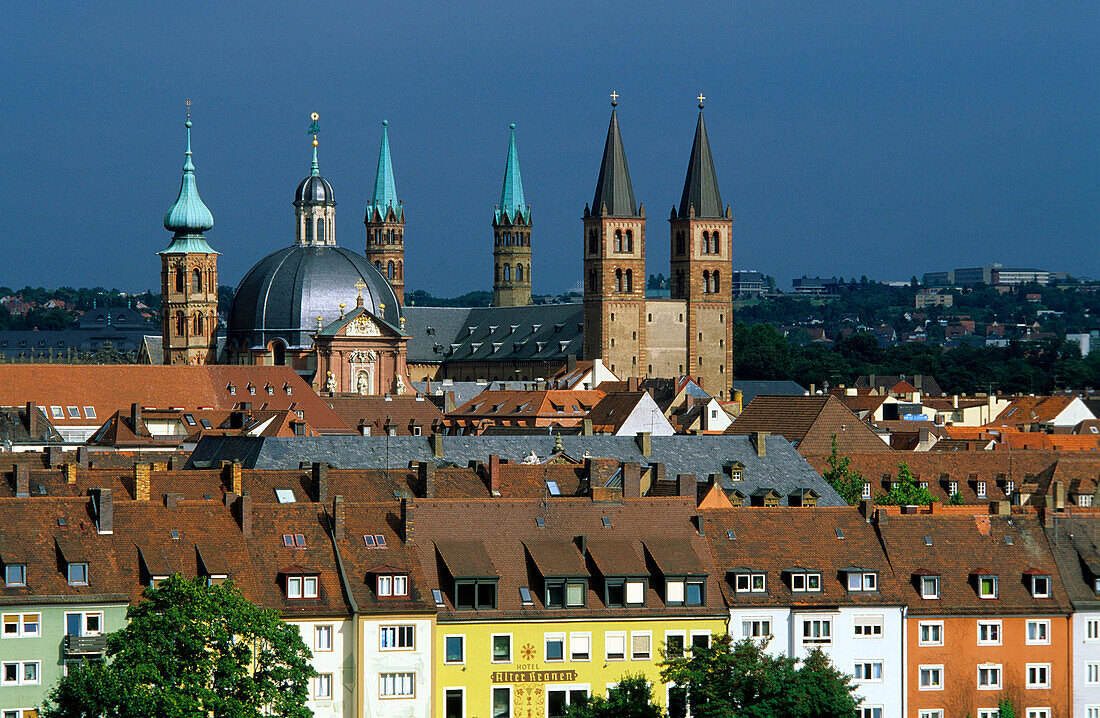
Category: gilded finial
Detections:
[
  {"x1": 697, "y1": 93, "x2": 706, "y2": 109},
  {"x1": 308, "y1": 112, "x2": 320, "y2": 176},
  {"x1": 610, "y1": 90, "x2": 619, "y2": 107}
]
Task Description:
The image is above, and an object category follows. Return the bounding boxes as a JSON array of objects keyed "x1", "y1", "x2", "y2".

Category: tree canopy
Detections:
[
  {"x1": 563, "y1": 674, "x2": 665, "y2": 718},
  {"x1": 41, "y1": 575, "x2": 314, "y2": 718}
]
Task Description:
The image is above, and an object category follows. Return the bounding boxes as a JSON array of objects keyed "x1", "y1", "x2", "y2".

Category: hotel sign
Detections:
[{"x1": 491, "y1": 670, "x2": 577, "y2": 683}]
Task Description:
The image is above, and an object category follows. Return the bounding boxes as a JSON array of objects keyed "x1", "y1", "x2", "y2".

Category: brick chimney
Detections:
[
  {"x1": 92, "y1": 488, "x2": 113, "y2": 534},
  {"x1": 332, "y1": 495, "x2": 345, "y2": 540},
  {"x1": 230, "y1": 461, "x2": 242, "y2": 495},
  {"x1": 46, "y1": 446, "x2": 61, "y2": 468},
  {"x1": 429, "y1": 432, "x2": 444, "y2": 458},
  {"x1": 75, "y1": 446, "x2": 89, "y2": 468},
  {"x1": 401, "y1": 498, "x2": 415, "y2": 544},
  {"x1": 130, "y1": 403, "x2": 142, "y2": 433},
  {"x1": 312, "y1": 462, "x2": 329, "y2": 503},
  {"x1": 488, "y1": 455, "x2": 501, "y2": 496},
  {"x1": 14, "y1": 465, "x2": 29, "y2": 497},
  {"x1": 991, "y1": 500, "x2": 1010, "y2": 516},
  {"x1": 63, "y1": 463, "x2": 78, "y2": 485},
  {"x1": 635, "y1": 431, "x2": 651, "y2": 457},
  {"x1": 239, "y1": 492, "x2": 252, "y2": 537},
  {"x1": 677, "y1": 474, "x2": 696, "y2": 498},
  {"x1": 164, "y1": 492, "x2": 182, "y2": 509},
  {"x1": 751, "y1": 431, "x2": 768, "y2": 457},
  {"x1": 418, "y1": 461, "x2": 435, "y2": 498},
  {"x1": 24, "y1": 402, "x2": 37, "y2": 437},
  {"x1": 1053, "y1": 481, "x2": 1066, "y2": 511},
  {"x1": 627, "y1": 376, "x2": 639, "y2": 392},
  {"x1": 132, "y1": 463, "x2": 151, "y2": 500},
  {"x1": 859, "y1": 498, "x2": 875, "y2": 520},
  {"x1": 622, "y1": 462, "x2": 641, "y2": 499},
  {"x1": 652, "y1": 462, "x2": 666, "y2": 483}
]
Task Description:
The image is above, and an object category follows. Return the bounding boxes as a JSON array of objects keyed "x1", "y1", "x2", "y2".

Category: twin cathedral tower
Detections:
[{"x1": 158, "y1": 96, "x2": 734, "y2": 399}]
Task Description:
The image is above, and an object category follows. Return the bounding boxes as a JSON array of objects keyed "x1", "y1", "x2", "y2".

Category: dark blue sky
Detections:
[{"x1": 1, "y1": 2, "x2": 1096, "y2": 296}]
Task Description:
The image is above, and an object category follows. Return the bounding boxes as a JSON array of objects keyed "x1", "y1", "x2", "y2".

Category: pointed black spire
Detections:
[
  {"x1": 677, "y1": 110, "x2": 724, "y2": 219},
  {"x1": 591, "y1": 107, "x2": 639, "y2": 217}
]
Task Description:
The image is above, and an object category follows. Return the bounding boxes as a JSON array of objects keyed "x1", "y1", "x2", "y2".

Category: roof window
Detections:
[
  {"x1": 790, "y1": 572, "x2": 821, "y2": 592},
  {"x1": 519, "y1": 587, "x2": 534, "y2": 605},
  {"x1": 183, "y1": 413, "x2": 196, "y2": 426},
  {"x1": 1029, "y1": 572, "x2": 1051, "y2": 598},
  {"x1": 973, "y1": 571, "x2": 998, "y2": 598},
  {"x1": 601, "y1": 517, "x2": 611, "y2": 528},
  {"x1": 275, "y1": 489, "x2": 296, "y2": 504},
  {"x1": 285, "y1": 573, "x2": 319, "y2": 599},
  {"x1": 83, "y1": 406, "x2": 96, "y2": 419},
  {"x1": 733, "y1": 571, "x2": 766, "y2": 593},
  {"x1": 846, "y1": 570, "x2": 878, "y2": 592},
  {"x1": 364, "y1": 534, "x2": 387, "y2": 548},
  {"x1": 546, "y1": 481, "x2": 561, "y2": 496},
  {"x1": 66, "y1": 406, "x2": 80, "y2": 418},
  {"x1": 50, "y1": 407, "x2": 64, "y2": 419}
]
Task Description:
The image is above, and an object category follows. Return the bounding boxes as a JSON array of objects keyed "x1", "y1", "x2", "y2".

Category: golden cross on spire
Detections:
[
  {"x1": 354, "y1": 278, "x2": 367, "y2": 298},
  {"x1": 697, "y1": 93, "x2": 706, "y2": 108},
  {"x1": 185, "y1": 98, "x2": 192, "y2": 119},
  {"x1": 609, "y1": 90, "x2": 619, "y2": 106}
]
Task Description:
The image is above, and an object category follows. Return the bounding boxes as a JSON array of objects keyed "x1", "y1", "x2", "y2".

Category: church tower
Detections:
[
  {"x1": 363, "y1": 120, "x2": 405, "y2": 305},
  {"x1": 582, "y1": 96, "x2": 647, "y2": 378},
  {"x1": 159, "y1": 112, "x2": 219, "y2": 365},
  {"x1": 669, "y1": 98, "x2": 733, "y2": 398},
  {"x1": 492, "y1": 123, "x2": 532, "y2": 307}
]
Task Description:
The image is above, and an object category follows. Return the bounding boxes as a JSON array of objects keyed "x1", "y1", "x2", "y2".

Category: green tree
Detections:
[
  {"x1": 41, "y1": 575, "x2": 315, "y2": 718},
  {"x1": 822, "y1": 435, "x2": 865, "y2": 505},
  {"x1": 660, "y1": 634, "x2": 859, "y2": 718},
  {"x1": 563, "y1": 674, "x2": 664, "y2": 718},
  {"x1": 998, "y1": 699, "x2": 1017, "y2": 718},
  {"x1": 877, "y1": 461, "x2": 938, "y2": 506}
]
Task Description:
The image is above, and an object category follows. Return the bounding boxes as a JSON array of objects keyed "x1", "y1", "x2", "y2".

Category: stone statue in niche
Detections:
[
  {"x1": 325, "y1": 371, "x2": 337, "y2": 394},
  {"x1": 395, "y1": 375, "x2": 406, "y2": 395},
  {"x1": 357, "y1": 373, "x2": 368, "y2": 396}
]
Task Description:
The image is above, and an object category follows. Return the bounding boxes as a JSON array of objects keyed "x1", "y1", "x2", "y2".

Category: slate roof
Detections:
[
  {"x1": 402, "y1": 304, "x2": 583, "y2": 365},
  {"x1": 0, "y1": 405, "x2": 62, "y2": 445},
  {"x1": 730, "y1": 380, "x2": 808, "y2": 406},
  {"x1": 187, "y1": 433, "x2": 845, "y2": 507},
  {"x1": 727, "y1": 395, "x2": 891, "y2": 454},
  {"x1": 677, "y1": 111, "x2": 724, "y2": 219},
  {"x1": 590, "y1": 108, "x2": 638, "y2": 217}
]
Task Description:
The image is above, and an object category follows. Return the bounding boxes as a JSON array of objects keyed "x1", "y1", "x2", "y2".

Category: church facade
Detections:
[{"x1": 158, "y1": 101, "x2": 734, "y2": 400}]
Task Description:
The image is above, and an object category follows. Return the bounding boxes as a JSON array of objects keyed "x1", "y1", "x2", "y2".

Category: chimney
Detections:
[
  {"x1": 46, "y1": 446, "x2": 61, "y2": 468},
  {"x1": 582, "y1": 418, "x2": 593, "y2": 436},
  {"x1": 992, "y1": 500, "x2": 1010, "y2": 516},
  {"x1": 627, "y1": 376, "x2": 639, "y2": 392},
  {"x1": 239, "y1": 492, "x2": 252, "y2": 537},
  {"x1": 809, "y1": 384, "x2": 816, "y2": 395},
  {"x1": 574, "y1": 534, "x2": 587, "y2": 555},
  {"x1": 622, "y1": 462, "x2": 641, "y2": 499},
  {"x1": 684, "y1": 394, "x2": 695, "y2": 411},
  {"x1": 919, "y1": 427, "x2": 930, "y2": 444},
  {"x1": 429, "y1": 432, "x2": 444, "y2": 458},
  {"x1": 653, "y1": 462, "x2": 666, "y2": 483},
  {"x1": 63, "y1": 463, "x2": 78, "y2": 485},
  {"x1": 401, "y1": 498, "x2": 415, "y2": 544},
  {"x1": 76, "y1": 446, "x2": 89, "y2": 468},
  {"x1": 859, "y1": 498, "x2": 875, "y2": 520},
  {"x1": 1053, "y1": 481, "x2": 1066, "y2": 511},
  {"x1": 224, "y1": 491, "x2": 238, "y2": 507},
  {"x1": 567, "y1": 354, "x2": 577, "y2": 371},
  {"x1": 312, "y1": 462, "x2": 329, "y2": 503},
  {"x1": 869, "y1": 373, "x2": 877, "y2": 388},
  {"x1": 14, "y1": 465, "x2": 29, "y2": 497},
  {"x1": 874, "y1": 507, "x2": 888, "y2": 526},
  {"x1": 635, "y1": 431, "x2": 651, "y2": 457},
  {"x1": 230, "y1": 461, "x2": 242, "y2": 495},
  {"x1": 488, "y1": 455, "x2": 501, "y2": 496},
  {"x1": 92, "y1": 488, "x2": 113, "y2": 534},
  {"x1": 444, "y1": 390, "x2": 457, "y2": 413},
  {"x1": 677, "y1": 474, "x2": 696, "y2": 498},
  {"x1": 914, "y1": 374, "x2": 923, "y2": 390},
  {"x1": 132, "y1": 463, "x2": 151, "y2": 501},
  {"x1": 733, "y1": 389, "x2": 743, "y2": 403},
  {"x1": 952, "y1": 395, "x2": 959, "y2": 409},
  {"x1": 417, "y1": 461, "x2": 435, "y2": 498},
  {"x1": 751, "y1": 431, "x2": 768, "y2": 457},
  {"x1": 332, "y1": 495, "x2": 345, "y2": 540},
  {"x1": 164, "y1": 492, "x2": 182, "y2": 509},
  {"x1": 130, "y1": 403, "x2": 142, "y2": 433},
  {"x1": 24, "y1": 402, "x2": 37, "y2": 437}
]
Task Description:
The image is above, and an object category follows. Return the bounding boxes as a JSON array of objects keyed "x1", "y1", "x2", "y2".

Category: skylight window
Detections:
[
  {"x1": 83, "y1": 406, "x2": 96, "y2": 419},
  {"x1": 727, "y1": 530, "x2": 736, "y2": 541},
  {"x1": 294, "y1": 534, "x2": 306, "y2": 548},
  {"x1": 170, "y1": 529, "x2": 180, "y2": 540},
  {"x1": 924, "y1": 536, "x2": 933, "y2": 546},
  {"x1": 432, "y1": 589, "x2": 445, "y2": 607},
  {"x1": 375, "y1": 534, "x2": 386, "y2": 548},
  {"x1": 282, "y1": 535, "x2": 295, "y2": 547},
  {"x1": 275, "y1": 489, "x2": 296, "y2": 504},
  {"x1": 67, "y1": 406, "x2": 80, "y2": 418},
  {"x1": 50, "y1": 407, "x2": 63, "y2": 419},
  {"x1": 601, "y1": 517, "x2": 612, "y2": 528},
  {"x1": 364, "y1": 535, "x2": 375, "y2": 547},
  {"x1": 200, "y1": 419, "x2": 213, "y2": 430},
  {"x1": 535, "y1": 517, "x2": 545, "y2": 529},
  {"x1": 519, "y1": 587, "x2": 534, "y2": 605},
  {"x1": 183, "y1": 414, "x2": 196, "y2": 426},
  {"x1": 835, "y1": 529, "x2": 845, "y2": 540},
  {"x1": 546, "y1": 481, "x2": 561, "y2": 496}
]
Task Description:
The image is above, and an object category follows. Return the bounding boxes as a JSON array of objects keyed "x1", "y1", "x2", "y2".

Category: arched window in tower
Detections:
[
  {"x1": 387, "y1": 261, "x2": 395, "y2": 279},
  {"x1": 702, "y1": 231, "x2": 710, "y2": 254},
  {"x1": 676, "y1": 231, "x2": 685, "y2": 256},
  {"x1": 175, "y1": 268, "x2": 185, "y2": 293},
  {"x1": 625, "y1": 269, "x2": 633, "y2": 293},
  {"x1": 317, "y1": 218, "x2": 325, "y2": 243},
  {"x1": 504, "y1": 265, "x2": 511, "y2": 281},
  {"x1": 703, "y1": 270, "x2": 711, "y2": 294},
  {"x1": 614, "y1": 230, "x2": 623, "y2": 253},
  {"x1": 588, "y1": 229, "x2": 598, "y2": 255},
  {"x1": 712, "y1": 270, "x2": 721, "y2": 294},
  {"x1": 305, "y1": 218, "x2": 313, "y2": 243},
  {"x1": 192, "y1": 269, "x2": 202, "y2": 293},
  {"x1": 615, "y1": 268, "x2": 623, "y2": 293},
  {"x1": 193, "y1": 312, "x2": 203, "y2": 335},
  {"x1": 625, "y1": 230, "x2": 633, "y2": 253},
  {"x1": 516, "y1": 264, "x2": 524, "y2": 282},
  {"x1": 397, "y1": 261, "x2": 403, "y2": 279},
  {"x1": 175, "y1": 311, "x2": 185, "y2": 336},
  {"x1": 711, "y1": 231, "x2": 720, "y2": 254},
  {"x1": 272, "y1": 341, "x2": 285, "y2": 366},
  {"x1": 375, "y1": 261, "x2": 382, "y2": 271}
]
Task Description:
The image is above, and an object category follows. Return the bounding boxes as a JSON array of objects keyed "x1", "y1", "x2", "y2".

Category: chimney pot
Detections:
[
  {"x1": 333, "y1": 495, "x2": 345, "y2": 540},
  {"x1": 46, "y1": 446, "x2": 61, "y2": 469},
  {"x1": 582, "y1": 418, "x2": 593, "y2": 436},
  {"x1": 14, "y1": 465, "x2": 29, "y2": 497},
  {"x1": 628, "y1": 376, "x2": 639, "y2": 392},
  {"x1": 859, "y1": 498, "x2": 875, "y2": 520}
]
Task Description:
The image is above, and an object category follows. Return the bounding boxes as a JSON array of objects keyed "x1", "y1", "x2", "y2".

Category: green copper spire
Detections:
[
  {"x1": 495, "y1": 123, "x2": 528, "y2": 223},
  {"x1": 309, "y1": 112, "x2": 321, "y2": 176},
  {"x1": 160, "y1": 114, "x2": 216, "y2": 254},
  {"x1": 366, "y1": 120, "x2": 400, "y2": 220}
]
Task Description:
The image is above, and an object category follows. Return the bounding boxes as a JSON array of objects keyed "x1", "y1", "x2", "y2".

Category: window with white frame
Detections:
[
  {"x1": 1026, "y1": 710, "x2": 1050, "y2": 718},
  {"x1": 919, "y1": 621, "x2": 943, "y2": 646},
  {"x1": 978, "y1": 664, "x2": 1002, "y2": 690},
  {"x1": 949, "y1": 481, "x2": 958, "y2": 495},
  {"x1": 862, "y1": 483, "x2": 872, "y2": 499},
  {"x1": 631, "y1": 632, "x2": 651, "y2": 660},
  {"x1": 444, "y1": 635, "x2": 465, "y2": 664},
  {"x1": 286, "y1": 574, "x2": 318, "y2": 599},
  {"x1": 977, "y1": 711, "x2": 1000, "y2": 718},
  {"x1": 1030, "y1": 574, "x2": 1050, "y2": 598},
  {"x1": 1088, "y1": 662, "x2": 1100, "y2": 686},
  {"x1": 790, "y1": 572, "x2": 821, "y2": 592},
  {"x1": 802, "y1": 618, "x2": 832, "y2": 645},
  {"x1": 0, "y1": 661, "x2": 39, "y2": 686},
  {"x1": 853, "y1": 615, "x2": 883, "y2": 638},
  {"x1": 847, "y1": 572, "x2": 877, "y2": 591},
  {"x1": 1026, "y1": 619, "x2": 1050, "y2": 645},
  {"x1": 314, "y1": 624, "x2": 332, "y2": 651},
  {"x1": 1089, "y1": 619, "x2": 1100, "y2": 641},
  {"x1": 919, "y1": 711, "x2": 944, "y2": 718},
  {"x1": 733, "y1": 572, "x2": 766, "y2": 593},
  {"x1": 380, "y1": 625, "x2": 414, "y2": 650},
  {"x1": 919, "y1": 665, "x2": 943, "y2": 690},
  {"x1": 665, "y1": 632, "x2": 685, "y2": 659},
  {"x1": 1081, "y1": 494, "x2": 1094, "y2": 507},
  {"x1": 977, "y1": 621, "x2": 1002, "y2": 645},
  {"x1": 493, "y1": 687, "x2": 511, "y2": 718},
  {"x1": 859, "y1": 708, "x2": 882, "y2": 718},
  {"x1": 977, "y1": 481, "x2": 987, "y2": 498},
  {"x1": 4, "y1": 564, "x2": 26, "y2": 587},
  {"x1": 853, "y1": 661, "x2": 883, "y2": 682},
  {"x1": 569, "y1": 633, "x2": 590, "y2": 661},
  {"x1": 978, "y1": 574, "x2": 998, "y2": 598},
  {"x1": 491, "y1": 634, "x2": 511, "y2": 663},
  {"x1": 742, "y1": 618, "x2": 772, "y2": 638},
  {"x1": 544, "y1": 633, "x2": 565, "y2": 662},
  {"x1": 379, "y1": 672, "x2": 415, "y2": 698},
  {"x1": 547, "y1": 687, "x2": 589, "y2": 717},
  {"x1": 605, "y1": 632, "x2": 626, "y2": 661},
  {"x1": 1026, "y1": 663, "x2": 1050, "y2": 689},
  {"x1": 2, "y1": 613, "x2": 40, "y2": 639},
  {"x1": 314, "y1": 673, "x2": 332, "y2": 700},
  {"x1": 921, "y1": 575, "x2": 940, "y2": 599},
  {"x1": 1087, "y1": 706, "x2": 1100, "y2": 718}
]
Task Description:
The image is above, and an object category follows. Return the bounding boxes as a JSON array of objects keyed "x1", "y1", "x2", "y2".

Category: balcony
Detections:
[{"x1": 64, "y1": 634, "x2": 107, "y2": 655}]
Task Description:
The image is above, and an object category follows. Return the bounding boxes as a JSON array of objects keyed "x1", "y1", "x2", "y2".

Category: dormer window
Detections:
[
  {"x1": 1030, "y1": 573, "x2": 1051, "y2": 598},
  {"x1": 790, "y1": 572, "x2": 821, "y2": 592},
  {"x1": 948, "y1": 481, "x2": 958, "y2": 496},
  {"x1": 733, "y1": 572, "x2": 766, "y2": 593},
  {"x1": 604, "y1": 578, "x2": 646, "y2": 607},
  {"x1": 920, "y1": 575, "x2": 940, "y2": 599},
  {"x1": 846, "y1": 571, "x2": 877, "y2": 592},
  {"x1": 975, "y1": 572, "x2": 998, "y2": 599},
  {"x1": 436, "y1": 541, "x2": 500, "y2": 610},
  {"x1": 977, "y1": 482, "x2": 987, "y2": 498},
  {"x1": 67, "y1": 563, "x2": 88, "y2": 586},
  {"x1": 862, "y1": 483, "x2": 872, "y2": 500},
  {"x1": 4, "y1": 564, "x2": 26, "y2": 587},
  {"x1": 286, "y1": 575, "x2": 319, "y2": 599},
  {"x1": 545, "y1": 579, "x2": 586, "y2": 608},
  {"x1": 377, "y1": 574, "x2": 408, "y2": 598}
]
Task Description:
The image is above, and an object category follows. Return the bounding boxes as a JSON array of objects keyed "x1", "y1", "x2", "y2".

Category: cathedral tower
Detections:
[
  {"x1": 159, "y1": 113, "x2": 219, "y2": 365},
  {"x1": 669, "y1": 98, "x2": 733, "y2": 398},
  {"x1": 582, "y1": 97, "x2": 647, "y2": 377},
  {"x1": 492, "y1": 123, "x2": 532, "y2": 307},
  {"x1": 363, "y1": 120, "x2": 405, "y2": 305},
  {"x1": 295, "y1": 124, "x2": 336, "y2": 247}
]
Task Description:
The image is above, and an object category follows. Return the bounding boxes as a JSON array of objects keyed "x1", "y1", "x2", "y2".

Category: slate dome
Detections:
[
  {"x1": 294, "y1": 174, "x2": 335, "y2": 206},
  {"x1": 226, "y1": 245, "x2": 401, "y2": 350}
]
